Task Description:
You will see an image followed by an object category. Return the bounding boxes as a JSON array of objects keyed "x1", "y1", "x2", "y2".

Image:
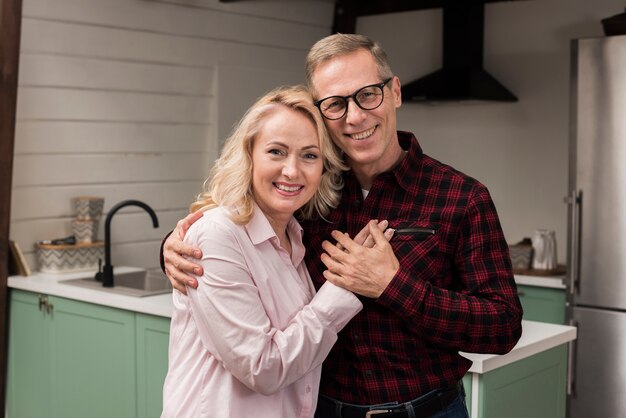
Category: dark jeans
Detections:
[
  {"x1": 314, "y1": 383, "x2": 469, "y2": 418},
  {"x1": 429, "y1": 395, "x2": 469, "y2": 418}
]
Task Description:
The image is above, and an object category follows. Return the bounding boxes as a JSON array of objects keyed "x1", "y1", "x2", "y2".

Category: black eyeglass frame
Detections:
[{"x1": 314, "y1": 77, "x2": 393, "y2": 120}]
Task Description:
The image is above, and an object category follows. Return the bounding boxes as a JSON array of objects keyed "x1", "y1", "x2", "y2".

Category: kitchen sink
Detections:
[{"x1": 60, "y1": 269, "x2": 172, "y2": 297}]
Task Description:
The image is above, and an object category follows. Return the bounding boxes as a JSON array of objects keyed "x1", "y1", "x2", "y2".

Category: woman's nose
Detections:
[{"x1": 282, "y1": 157, "x2": 299, "y2": 178}]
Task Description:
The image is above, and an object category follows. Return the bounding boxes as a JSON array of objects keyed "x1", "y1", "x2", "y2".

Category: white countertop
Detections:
[
  {"x1": 461, "y1": 320, "x2": 576, "y2": 373},
  {"x1": 9, "y1": 269, "x2": 576, "y2": 374},
  {"x1": 8, "y1": 268, "x2": 173, "y2": 318},
  {"x1": 515, "y1": 274, "x2": 566, "y2": 289}
]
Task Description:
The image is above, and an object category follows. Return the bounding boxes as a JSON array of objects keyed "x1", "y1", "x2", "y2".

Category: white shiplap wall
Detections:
[{"x1": 11, "y1": 0, "x2": 334, "y2": 271}]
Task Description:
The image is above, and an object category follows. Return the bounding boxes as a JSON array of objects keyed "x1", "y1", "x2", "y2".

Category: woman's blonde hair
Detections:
[
  {"x1": 305, "y1": 33, "x2": 394, "y2": 98},
  {"x1": 190, "y1": 85, "x2": 346, "y2": 224}
]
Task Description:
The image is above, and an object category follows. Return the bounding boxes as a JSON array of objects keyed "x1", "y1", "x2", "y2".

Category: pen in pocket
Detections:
[{"x1": 393, "y1": 227, "x2": 436, "y2": 236}]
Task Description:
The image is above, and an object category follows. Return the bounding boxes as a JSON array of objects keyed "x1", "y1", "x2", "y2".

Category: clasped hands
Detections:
[
  {"x1": 163, "y1": 212, "x2": 400, "y2": 299},
  {"x1": 321, "y1": 220, "x2": 399, "y2": 298}
]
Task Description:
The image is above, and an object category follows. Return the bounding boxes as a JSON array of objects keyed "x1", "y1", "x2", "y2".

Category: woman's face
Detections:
[{"x1": 251, "y1": 107, "x2": 323, "y2": 225}]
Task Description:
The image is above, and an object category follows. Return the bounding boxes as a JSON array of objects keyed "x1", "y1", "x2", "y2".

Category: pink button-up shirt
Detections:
[{"x1": 161, "y1": 205, "x2": 362, "y2": 418}]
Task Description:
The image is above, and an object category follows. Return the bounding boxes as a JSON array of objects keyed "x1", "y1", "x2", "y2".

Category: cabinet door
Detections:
[
  {"x1": 478, "y1": 345, "x2": 567, "y2": 418},
  {"x1": 136, "y1": 313, "x2": 171, "y2": 418},
  {"x1": 517, "y1": 285, "x2": 566, "y2": 324},
  {"x1": 8, "y1": 290, "x2": 52, "y2": 418},
  {"x1": 48, "y1": 296, "x2": 137, "y2": 418}
]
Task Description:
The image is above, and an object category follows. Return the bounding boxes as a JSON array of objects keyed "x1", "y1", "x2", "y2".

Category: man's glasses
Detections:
[{"x1": 314, "y1": 78, "x2": 393, "y2": 120}]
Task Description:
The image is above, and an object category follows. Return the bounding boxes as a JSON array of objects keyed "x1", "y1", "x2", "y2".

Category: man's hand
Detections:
[
  {"x1": 163, "y1": 210, "x2": 204, "y2": 294},
  {"x1": 321, "y1": 220, "x2": 399, "y2": 298}
]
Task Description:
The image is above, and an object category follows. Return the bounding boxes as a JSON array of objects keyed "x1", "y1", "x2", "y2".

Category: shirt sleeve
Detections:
[
  {"x1": 159, "y1": 230, "x2": 173, "y2": 273},
  {"x1": 377, "y1": 183, "x2": 523, "y2": 354},
  {"x1": 185, "y1": 219, "x2": 363, "y2": 395}
]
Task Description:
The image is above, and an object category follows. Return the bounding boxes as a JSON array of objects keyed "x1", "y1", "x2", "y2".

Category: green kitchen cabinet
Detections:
[
  {"x1": 9, "y1": 287, "x2": 570, "y2": 418},
  {"x1": 50, "y1": 296, "x2": 136, "y2": 418},
  {"x1": 7, "y1": 290, "x2": 168, "y2": 418},
  {"x1": 517, "y1": 285, "x2": 566, "y2": 324},
  {"x1": 464, "y1": 345, "x2": 568, "y2": 418},
  {"x1": 7, "y1": 290, "x2": 51, "y2": 418},
  {"x1": 8, "y1": 290, "x2": 137, "y2": 418},
  {"x1": 136, "y1": 313, "x2": 171, "y2": 418}
]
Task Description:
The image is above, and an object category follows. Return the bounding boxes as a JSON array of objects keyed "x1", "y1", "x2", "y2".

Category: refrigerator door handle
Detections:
[
  {"x1": 567, "y1": 317, "x2": 579, "y2": 397},
  {"x1": 565, "y1": 189, "x2": 582, "y2": 295}
]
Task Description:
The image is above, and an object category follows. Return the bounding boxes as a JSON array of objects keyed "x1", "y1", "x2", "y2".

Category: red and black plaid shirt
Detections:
[{"x1": 301, "y1": 131, "x2": 523, "y2": 404}]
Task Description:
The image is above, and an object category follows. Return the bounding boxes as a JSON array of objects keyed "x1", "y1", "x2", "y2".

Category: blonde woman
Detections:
[{"x1": 161, "y1": 85, "x2": 391, "y2": 418}]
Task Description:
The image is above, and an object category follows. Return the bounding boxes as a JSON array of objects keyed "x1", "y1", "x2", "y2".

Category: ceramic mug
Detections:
[{"x1": 531, "y1": 229, "x2": 557, "y2": 270}]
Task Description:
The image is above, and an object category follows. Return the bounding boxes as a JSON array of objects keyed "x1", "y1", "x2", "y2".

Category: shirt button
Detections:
[
  {"x1": 305, "y1": 386, "x2": 311, "y2": 393},
  {"x1": 353, "y1": 333, "x2": 360, "y2": 340},
  {"x1": 365, "y1": 370, "x2": 373, "y2": 378}
]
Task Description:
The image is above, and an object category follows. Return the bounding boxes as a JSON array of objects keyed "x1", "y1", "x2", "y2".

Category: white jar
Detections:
[{"x1": 531, "y1": 229, "x2": 557, "y2": 270}]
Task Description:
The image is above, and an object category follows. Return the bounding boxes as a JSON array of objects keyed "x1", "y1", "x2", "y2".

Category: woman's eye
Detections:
[
  {"x1": 268, "y1": 149, "x2": 285, "y2": 156},
  {"x1": 303, "y1": 153, "x2": 319, "y2": 160}
]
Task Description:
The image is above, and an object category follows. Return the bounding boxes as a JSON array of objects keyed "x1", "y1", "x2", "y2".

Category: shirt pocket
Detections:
[
  {"x1": 389, "y1": 220, "x2": 442, "y2": 281},
  {"x1": 393, "y1": 226, "x2": 436, "y2": 240}
]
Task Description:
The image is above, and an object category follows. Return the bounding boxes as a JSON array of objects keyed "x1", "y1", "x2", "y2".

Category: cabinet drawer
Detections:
[{"x1": 517, "y1": 285, "x2": 566, "y2": 324}]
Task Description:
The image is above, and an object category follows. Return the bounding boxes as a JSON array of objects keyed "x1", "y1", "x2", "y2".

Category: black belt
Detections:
[{"x1": 317, "y1": 384, "x2": 461, "y2": 418}]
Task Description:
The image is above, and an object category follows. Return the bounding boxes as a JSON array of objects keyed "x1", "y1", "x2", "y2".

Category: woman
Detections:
[{"x1": 161, "y1": 86, "x2": 383, "y2": 418}]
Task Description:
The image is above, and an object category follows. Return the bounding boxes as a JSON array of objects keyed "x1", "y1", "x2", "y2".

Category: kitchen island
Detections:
[{"x1": 8, "y1": 270, "x2": 576, "y2": 418}]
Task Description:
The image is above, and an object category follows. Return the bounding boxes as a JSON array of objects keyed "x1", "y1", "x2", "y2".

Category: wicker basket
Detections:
[
  {"x1": 509, "y1": 239, "x2": 533, "y2": 270},
  {"x1": 36, "y1": 241, "x2": 104, "y2": 273}
]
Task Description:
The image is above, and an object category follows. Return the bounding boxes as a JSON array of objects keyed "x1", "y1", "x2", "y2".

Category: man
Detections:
[{"x1": 162, "y1": 34, "x2": 522, "y2": 418}]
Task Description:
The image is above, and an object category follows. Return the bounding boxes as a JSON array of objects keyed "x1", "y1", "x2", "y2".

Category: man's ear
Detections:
[{"x1": 392, "y1": 76, "x2": 402, "y2": 108}]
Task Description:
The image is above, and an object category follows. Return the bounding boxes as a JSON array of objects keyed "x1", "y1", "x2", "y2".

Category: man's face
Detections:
[{"x1": 311, "y1": 49, "x2": 402, "y2": 175}]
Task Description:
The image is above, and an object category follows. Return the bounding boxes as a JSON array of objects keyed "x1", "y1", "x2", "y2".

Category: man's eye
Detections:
[
  {"x1": 323, "y1": 99, "x2": 344, "y2": 111},
  {"x1": 357, "y1": 90, "x2": 377, "y2": 102}
]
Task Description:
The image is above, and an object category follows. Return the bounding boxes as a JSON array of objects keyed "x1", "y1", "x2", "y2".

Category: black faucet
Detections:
[{"x1": 95, "y1": 200, "x2": 159, "y2": 287}]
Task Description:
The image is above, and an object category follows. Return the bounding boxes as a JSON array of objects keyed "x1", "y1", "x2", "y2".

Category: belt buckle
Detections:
[{"x1": 365, "y1": 410, "x2": 392, "y2": 417}]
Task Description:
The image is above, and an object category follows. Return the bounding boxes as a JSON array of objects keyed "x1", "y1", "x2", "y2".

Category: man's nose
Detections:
[{"x1": 345, "y1": 99, "x2": 367, "y2": 124}]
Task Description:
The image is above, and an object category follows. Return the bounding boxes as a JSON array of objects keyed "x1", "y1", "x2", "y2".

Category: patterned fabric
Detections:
[{"x1": 301, "y1": 131, "x2": 523, "y2": 404}]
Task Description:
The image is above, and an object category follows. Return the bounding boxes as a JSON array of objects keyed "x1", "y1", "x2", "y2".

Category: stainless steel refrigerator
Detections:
[{"x1": 566, "y1": 34, "x2": 626, "y2": 418}]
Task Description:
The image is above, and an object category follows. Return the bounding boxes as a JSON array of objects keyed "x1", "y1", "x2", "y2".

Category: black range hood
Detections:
[
  {"x1": 402, "y1": 2, "x2": 517, "y2": 102},
  {"x1": 332, "y1": 0, "x2": 519, "y2": 103}
]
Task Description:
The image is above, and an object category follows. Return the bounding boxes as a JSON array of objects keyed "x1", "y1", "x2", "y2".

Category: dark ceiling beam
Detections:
[
  {"x1": 332, "y1": 0, "x2": 526, "y2": 34},
  {"x1": 332, "y1": 0, "x2": 449, "y2": 34}
]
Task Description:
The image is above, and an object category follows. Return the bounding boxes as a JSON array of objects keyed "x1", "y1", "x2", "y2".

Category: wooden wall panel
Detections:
[
  {"x1": 11, "y1": 210, "x2": 186, "y2": 246},
  {"x1": 13, "y1": 153, "x2": 210, "y2": 186},
  {"x1": 19, "y1": 53, "x2": 215, "y2": 95},
  {"x1": 11, "y1": 181, "x2": 202, "y2": 220},
  {"x1": 11, "y1": 0, "x2": 333, "y2": 272},
  {"x1": 23, "y1": 0, "x2": 328, "y2": 50},
  {"x1": 14, "y1": 122, "x2": 212, "y2": 154},
  {"x1": 17, "y1": 88, "x2": 211, "y2": 123},
  {"x1": 216, "y1": 64, "x2": 304, "y2": 140},
  {"x1": 20, "y1": 19, "x2": 219, "y2": 66},
  {"x1": 158, "y1": 0, "x2": 334, "y2": 26}
]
